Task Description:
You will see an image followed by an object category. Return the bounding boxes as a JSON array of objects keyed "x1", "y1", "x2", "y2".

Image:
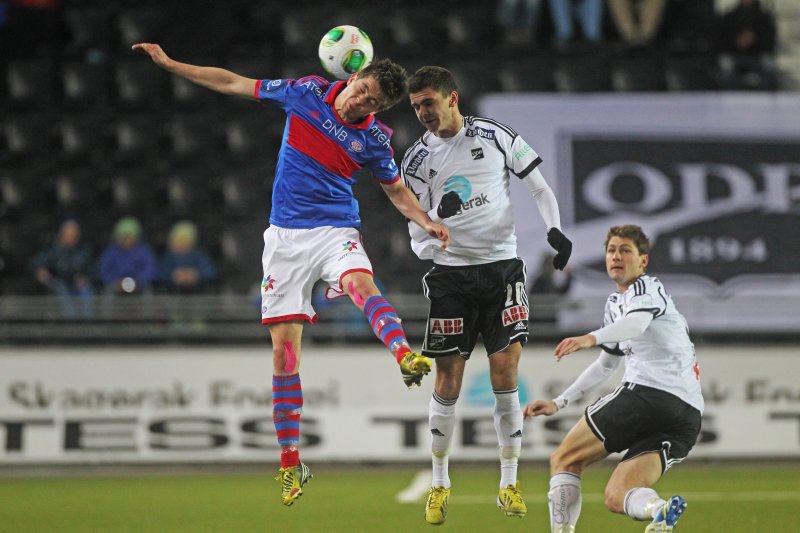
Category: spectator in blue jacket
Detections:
[
  {"x1": 31, "y1": 218, "x2": 94, "y2": 317},
  {"x1": 159, "y1": 220, "x2": 217, "y2": 293},
  {"x1": 99, "y1": 216, "x2": 157, "y2": 296}
]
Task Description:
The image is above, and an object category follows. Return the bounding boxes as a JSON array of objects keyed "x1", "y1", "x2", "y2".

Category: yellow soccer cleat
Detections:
[
  {"x1": 425, "y1": 486, "x2": 450, "y2": 525},
  {"x1": 498, "y1": 481, "x2": 527, "y2": 517},
  {"x1": 400, "y1": 352, "x2": 432, "y2": 388},
  {"x1": 275, "y1": 462, "x2": 313, "y2": 507}
]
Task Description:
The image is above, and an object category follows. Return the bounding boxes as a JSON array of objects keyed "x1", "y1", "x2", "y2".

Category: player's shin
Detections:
[
  {"x1": 493, "y1": 388, "x2": 523, "y2": 488},
  {"x1": 624, "y1": 487, "x2": 665, "y2": 521},
  {"x1": 272, "y1": 373, "x2": 303, "y2": 467},
  {"x1": 430, "y1": 392, "x2": 457, "y2": 488},
  {"x1": 362, "y1": 295, "x2": 411, "y2": 363},
  {"x1": 549, "y1": 472, "x2": 582, "y2": 532}
]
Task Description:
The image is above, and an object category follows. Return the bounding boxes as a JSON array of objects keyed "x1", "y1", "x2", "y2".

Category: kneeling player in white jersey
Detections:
[
  {"x1": 524, "y1": 225, "x2": 703, "y2": 533},
  {"x1": 402, "y1": 66, "x2": 573, "y2": 525}
]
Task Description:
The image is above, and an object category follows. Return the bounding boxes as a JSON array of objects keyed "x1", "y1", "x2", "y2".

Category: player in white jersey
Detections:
[
  {"x1": 401, "y1": 66, "x2": 573, "y2": 525},
  {"x1": 524, "y1": 225, "x2": 703, "y2": 533}
]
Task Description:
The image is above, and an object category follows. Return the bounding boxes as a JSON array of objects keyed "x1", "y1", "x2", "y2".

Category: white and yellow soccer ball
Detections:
[{"x1": 318, "y1": 25, "x2": 374, "y2": 80}]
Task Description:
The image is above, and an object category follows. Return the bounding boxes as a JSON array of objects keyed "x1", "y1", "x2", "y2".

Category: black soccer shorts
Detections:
[
  {"x1": 420, "y1": 258, "x2": 528, "y2": 359},
  {"x1": 585, "y1": 382, "x2": 702, "y2": 473}
]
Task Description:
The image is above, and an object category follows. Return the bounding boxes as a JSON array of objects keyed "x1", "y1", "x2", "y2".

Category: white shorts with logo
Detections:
[{"x1": 260, "y1": 225, "x2": 373, "y2": 324}]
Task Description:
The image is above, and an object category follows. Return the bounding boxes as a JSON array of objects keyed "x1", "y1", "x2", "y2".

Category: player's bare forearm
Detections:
[
  {"x1": 382, "y1": 181, "x2": 450, "y2": 247},
  {"x1": 131, "y1": 43, "x2": 256, "y2": 98},
  {"x1": 554, "y1": 334, "x2": 596, "y2": 360}
]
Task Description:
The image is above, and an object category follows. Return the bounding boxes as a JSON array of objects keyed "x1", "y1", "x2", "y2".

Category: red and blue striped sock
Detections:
[
  {"x1": 363, "y1": 295, "x2": 411, "y2": 364},
  {"x1": 273, "y1": 373, "x2": 303, "y2": 467}
]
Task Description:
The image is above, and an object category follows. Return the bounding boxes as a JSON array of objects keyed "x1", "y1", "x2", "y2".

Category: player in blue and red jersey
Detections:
[{"x1": 133, "y1": 43, "x2": 449, "y2": 507}]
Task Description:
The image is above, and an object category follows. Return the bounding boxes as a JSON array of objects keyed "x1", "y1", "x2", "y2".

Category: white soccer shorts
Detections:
[{"x1": 260, "y1": 225, "x2": 373, "y2": 324}]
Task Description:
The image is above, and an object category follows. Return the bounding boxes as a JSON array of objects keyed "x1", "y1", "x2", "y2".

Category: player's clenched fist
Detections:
[
  {"x1": 437, "y1": 191, "x2": 462, "y2": 219},
  {"x1": 523, "y1": 400, "x2": 558, "y2": 418}
]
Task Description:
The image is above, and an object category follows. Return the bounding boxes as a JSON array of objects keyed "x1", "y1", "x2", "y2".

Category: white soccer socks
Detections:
[
  {"x1": 549, "y1": 471, "x2": 582, "y2": 532},
  {"x1": 494, "y1": 388, "x2": 523, "y2": 488},
  {"x1": 429, "y1": 391, "x2": 457, "y2": 488},
  {"x1": 624, "y1": 487, "x2": 666, "y2": 521}
]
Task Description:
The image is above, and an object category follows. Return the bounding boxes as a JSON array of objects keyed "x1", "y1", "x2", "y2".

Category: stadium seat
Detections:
[
  {"x1": 162, "y1": 167, "x2": 220, "y2": 216},
  {"x1": 0, "y1": 217, "x2": 50, "y2": 294},
  {"x1": 106, "y1": 167, "x2": 163, "y2": 218},
  {"x1": 611, "y1": 56, "x2": 667, "y2": 92},
  {"x1": 447, "y1": 61, "x2": 502, "y2": 109},
  {"x1": 443, "y1": 5, "x2": 497, "y2": 57},
  {"x1": 224, "y1": 113, "x2": 283, "y2": 162},
  {"x1": 1, "y1": 114, "x2": 54, "y2": 165},
  {"x1": 499, "y1": 56, "x2": 557, "y2": 92},
  {"x1": 112, "y1": 115, "x2": 163, "y2": 163},
  {"x1": 57, "y1": 114, "x2": 108, "y2": 164},
  {"x1": 117, "y1": 8, "x2": 167, "y2": 52},
  {"x1": 0, "y1": 167, "x2": 55, "y2": 218},
  {"x1": 114, "y1": 59, "x2": 167, "y2": 110},
  {"x1": 554, "y1": 55, "x2": 614, "y2": 93},
  {"x1": 665, "y1": 56, "x2": 719, "y2": 91},
  {"x1": 4, "y1": 59, "x2": 57, "y2": 110},
  {"x1": 63, "y1": 7, "x2": 112, "y2": 55},
  {"x1": 52, "y1": 170, "x2": 103, "y2": 215},
  {"x1": 218, "y1": 223, "x2": 265, "y2": 294},
  {"x1": 60, "y1": 61, "x2": 108, "y2": 111},
  {"x1": 219, "y1": 167, "x2": 270, "y2": 217},
  {"x1": 167, "y1": 113, "x2": 220, "y2": 161}
]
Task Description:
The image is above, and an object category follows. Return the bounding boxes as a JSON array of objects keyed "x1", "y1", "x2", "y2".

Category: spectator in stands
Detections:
[
  {"x1": 547, "y1": 0, "x2": 604, "y2": 51},
  {"x1": 717, "y1": 0, "x2": 778, "y2": 90},
  {"x1": 31, "y1": 218, "x2": 94, "y2": 318},
  {"x1": 158, "y1": 220, "x2": 217, "y2": 293},
  {"x1": 608, "y1": 0, "x2": 667, "y2": 47},
  {"x1": 497, "y1": 0, "x2": 543, "y2": 48},
  {"x1": 99, "y1": 216, "x2": 157, "y2": 296}
]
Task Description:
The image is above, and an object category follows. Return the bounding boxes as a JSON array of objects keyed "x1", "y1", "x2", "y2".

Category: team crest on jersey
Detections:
[
  {"x1": 471, "y1": 148, "x2": 484, "y2": 160},
  {"x1": 342, "y1": 241, "x2": 359, "y2": 252},
  {"x1": 501, "y1": 305, "x2": 528, "y2": 326},
  {"x1": 429, "y1": 318, "x2": 463, "y2": 335},
  {"x1": 349, "y1": 140, "x2": 364, "y2": 152}
]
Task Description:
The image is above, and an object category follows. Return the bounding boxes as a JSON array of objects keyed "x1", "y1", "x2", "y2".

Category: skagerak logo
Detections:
[{"x1": 568, "y1": 135, "x2": 800, "y2": 285}]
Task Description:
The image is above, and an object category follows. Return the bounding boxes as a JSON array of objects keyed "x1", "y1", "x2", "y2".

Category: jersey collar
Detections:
[{"x1": 324, "y1": 81, "x2": 375, "y2": 130}]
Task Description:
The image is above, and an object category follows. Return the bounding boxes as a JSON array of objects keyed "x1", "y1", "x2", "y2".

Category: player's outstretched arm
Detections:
[
  {"x1": 382, "y1": 180, "x2": 450, "y2": 249},
  {"x1": 132, "y1": 43, "x2": 257, "y2": 99},
  {"x1": 523, "y1": 400, "x2": 558, "y2": 418}
]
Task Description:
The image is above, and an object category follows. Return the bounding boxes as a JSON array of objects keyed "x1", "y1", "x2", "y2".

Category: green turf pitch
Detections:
[{"x1": 1, "y1": 464, "x2": 799, "y2": 532}]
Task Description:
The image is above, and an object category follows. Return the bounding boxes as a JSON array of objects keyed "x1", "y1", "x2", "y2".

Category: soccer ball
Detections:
[{"x1": 318, "y1": 25, "x2": 374, "y2": 80}]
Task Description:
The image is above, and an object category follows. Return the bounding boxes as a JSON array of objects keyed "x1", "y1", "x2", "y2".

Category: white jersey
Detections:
[
  {"x1": 601, "y1": 275, "x2": 704, "y2": 413},
  {"x1": 401, "y1": 116, "x2": 542, "y2": 266}
]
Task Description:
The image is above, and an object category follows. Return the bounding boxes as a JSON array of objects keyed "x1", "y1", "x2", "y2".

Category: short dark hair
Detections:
[
  {"x1": 605, "y1": 225, "x2": 650, "y2": 255},
  {"x1": 408, "y1": 66, "x2": 458, "y2": 96},
  {"x1": 358, "y1": 58, "x2": 408, "y2": 110}
]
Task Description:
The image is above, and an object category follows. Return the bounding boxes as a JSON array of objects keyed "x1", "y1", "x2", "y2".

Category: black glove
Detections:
[
  {"x1": 547, "y1": 228, "x2": 572, "y2": 271},
  {"x1": 436, "y1": 191, "x2": 462, "y2": 219}
]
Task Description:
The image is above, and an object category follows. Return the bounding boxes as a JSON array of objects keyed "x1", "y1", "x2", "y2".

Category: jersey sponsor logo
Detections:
[
  {"x1": 298, "y1": 79, "x2": 323, "y2": 97},
  {"x1": 471, "y1": 148, "x2": 484, "y2": 160},
  {"x1": 443, "y1": 175, "x2": 471, "y2": 201},
  {"x1": 368, "y1": 124, "x2": 391, "y2": 149},
  {"x1": 406, "y1": 148, "x2": 429, "y2": 176},
  {"x1": 466, "y1": 126, "x2": 495, "y2": 140},
  {"x1": 262, "y1": 275, "x2": 276, "y2": 292},
  {"x1": 514, "y1": 144, "x2": 532, "y2": 160},
  {"x1": 428, "y1": 336, "x2": 446, "y2": 349},
  {"x1": 501, "y1": 305, "x2": 528, "y2": 326},
  {"x1": 341, "y1": 240, "x2": 359, "y2": 252},
  {"x1": 429, "y1": 318, "x2": 463, "y2": 335},
  {"x1": 349, "y1": 139, "x2": 364, "y2": 152},
  {"x1": 322, "y1": 118, "x2": 349, "y2": 142}
]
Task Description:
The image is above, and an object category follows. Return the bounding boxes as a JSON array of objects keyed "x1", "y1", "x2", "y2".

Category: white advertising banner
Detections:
[
  {"x1": 1, "y1": 346, "x2": 798, "y2": 463},
  {"x1": 478, "y1": 94, "x2": 800, "y2": 333}
]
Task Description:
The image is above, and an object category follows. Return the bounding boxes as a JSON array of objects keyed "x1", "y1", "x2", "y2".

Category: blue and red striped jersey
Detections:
[{"x1": 254, "y1": 76, "x2": 399, "y2": 229}]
